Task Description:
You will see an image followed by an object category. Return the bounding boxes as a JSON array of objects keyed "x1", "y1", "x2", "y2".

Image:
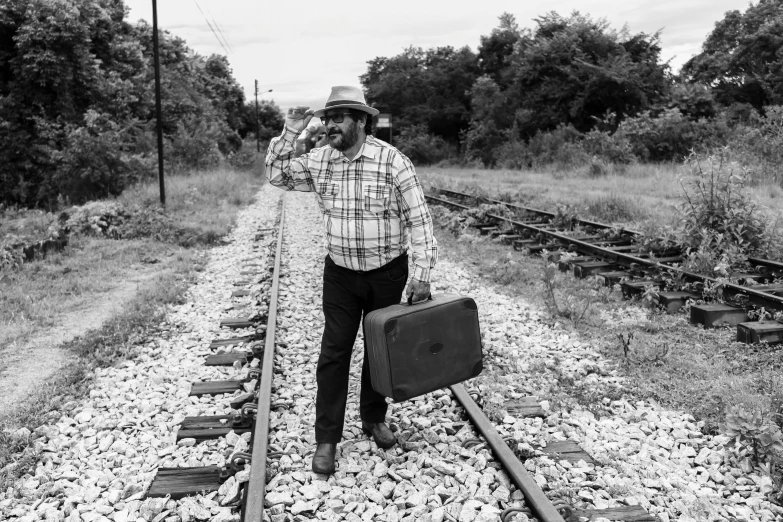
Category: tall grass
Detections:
[{"x1": 117, "y1": 168, "x2": 265, "y2": 242}]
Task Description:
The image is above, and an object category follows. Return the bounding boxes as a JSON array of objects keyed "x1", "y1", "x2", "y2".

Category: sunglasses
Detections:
[{"x1": 320, "y1": 112, "x2": 353, "y2": 125}]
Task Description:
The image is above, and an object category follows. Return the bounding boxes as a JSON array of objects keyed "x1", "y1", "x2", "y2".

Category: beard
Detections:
[{"x1": 328, "y1": 120, "x2": 360, "y2": 152}]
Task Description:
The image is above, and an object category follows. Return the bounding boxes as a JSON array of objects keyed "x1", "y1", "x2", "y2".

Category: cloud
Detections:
[{"x1": 122, "y1": 0, "x2": 740, "y2": 109}]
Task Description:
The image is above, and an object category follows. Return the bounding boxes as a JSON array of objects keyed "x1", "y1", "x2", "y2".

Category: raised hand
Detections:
[{"x1": 285, "y1": 106, "x2": 314, "y2": 133}]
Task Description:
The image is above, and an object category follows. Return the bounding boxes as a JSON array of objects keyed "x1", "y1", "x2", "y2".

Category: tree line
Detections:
[
  {"x1": 362, "y1": 2, "x2": 783, "y2": 175},
  {"x1": 0, "y1": 0, "x2": 282, "y2": 208},
  {"x1": 4, "y1": 1, "x2": 782, "y2": 208}
]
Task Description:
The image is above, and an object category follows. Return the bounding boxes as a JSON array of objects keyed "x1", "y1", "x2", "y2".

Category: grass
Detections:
[
  {"x1": 0, "y1": 167, "x2": 262, "y2": 489},
  {"x1": 117, "y1": 168, "x2": 264, "y2": 243},
  {"x1": 0, "y1": 250, "x2": 200, "y2": 489}
]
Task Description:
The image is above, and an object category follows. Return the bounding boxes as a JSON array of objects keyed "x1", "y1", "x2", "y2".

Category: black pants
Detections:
[{"x1": 315, "y1": 253, "x2": 409, "y2": 443}]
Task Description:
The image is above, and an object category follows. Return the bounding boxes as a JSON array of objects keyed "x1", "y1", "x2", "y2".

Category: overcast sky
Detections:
[{"x1": 123, "y1": 0, "x2": 746, "y2": 112}]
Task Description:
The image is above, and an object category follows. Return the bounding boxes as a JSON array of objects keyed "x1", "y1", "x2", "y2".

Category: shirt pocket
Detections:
[
  {"x1": 363, "y1": 183, "x2": 391, "y2": 214},
  {"x1": 317, "y1": 182, "x2": 341, "y2": 210}
]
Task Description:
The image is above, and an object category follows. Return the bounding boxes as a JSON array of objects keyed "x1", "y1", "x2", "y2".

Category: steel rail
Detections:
[
  {"x1": 748, "y1": 257, "x2": 783, "y2": 274},
  {"x1": 438, "y1": 188, "x2": 642, "y2": 236},
  {"x1": 244, "y1": 196, "x2": 286, "y2": 521},
  {"x1": 451, "y1": 384, "x2": 566, "y2": 522},
  {"x1": 426, "y1": 193, "x2": 783, "y2": 312},
  {"x1": 442, "y1": 188, "x2": 783, "y2": 275}
]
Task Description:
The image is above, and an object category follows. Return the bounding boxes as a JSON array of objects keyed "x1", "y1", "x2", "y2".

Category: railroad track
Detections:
[
  {"x1": 10, "y1": 186, "x2": 778, "y2": 522},
  {"x1": 130, "y1": 190, "x2": 670, "y2": 522},
  {"x1": 425, "y1": 188, "x2": 783, "y2": 345}
]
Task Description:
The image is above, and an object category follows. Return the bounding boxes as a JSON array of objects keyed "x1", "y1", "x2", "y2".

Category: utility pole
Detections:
[
  {"x1": 255, "y1": 82, "x2": 272, "y2": 152},
  {"x1": 152, "y1": 0, "x2": 165, "y2": 206}
]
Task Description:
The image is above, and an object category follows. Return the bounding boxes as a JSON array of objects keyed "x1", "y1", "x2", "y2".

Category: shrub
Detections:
[
  {"x1": 494, "y1": 139, "x2": 530, "y2": 170},
  {"x1": 617, "y1": 108, "x2": 729, "y2": 162},
  {"x1": 395, "y1": 125, "x2": 458, "y2": 165},
  {"x1": 52, "y1": 111, "x2": 150, "y2": 205},
  {"x1": 168, "y1": 116, "x2": 224, "y2": 173},
  {"x1": 525, "y1": 125, "x2": 589, "y2": 169},
  {"x1": 677, "y1": 148, "x2": 783, "y2": 274},
  {"x1": 730, "y1": 106, "x2": 783, "y2": 185},
  {"x1": 229, "y1": 139, "x2": 269, "y2": 171},
  {"x1": 581, "y1": 128, "x2": 635, "y2": 164},
  {"x1": 723, "y1": 405, "x2": 783, "y2": 465}
]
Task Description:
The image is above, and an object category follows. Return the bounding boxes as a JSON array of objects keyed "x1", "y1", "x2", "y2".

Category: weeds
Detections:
[
  {"x1": 678, "y1": 148, "x2": 783, "y2": 275},
  {"x1": 723, "y1": 405, "x2": 783, "y2": 465},
  {"x1": 540, "y1": 250, "x2": 596, "y2": 327}
]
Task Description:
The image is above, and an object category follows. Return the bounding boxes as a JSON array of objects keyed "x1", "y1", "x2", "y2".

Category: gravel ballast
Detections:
[{"x1": 1, "y1": 184, "x2": 781, "y2": 522}]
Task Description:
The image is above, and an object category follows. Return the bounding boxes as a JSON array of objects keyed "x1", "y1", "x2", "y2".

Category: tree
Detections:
[
  {"x1": 0, "y1": 0, "x2": 251, "y2": 208},
  {"x1": 505, "y1": 12, "x2": 670, "y2": 138},
  {"x1": 681, "y1": 0, "x2": 783, "y2": 109},
  {"x1": 361, "y1": 45, "x2": 479, "y2": 143},
  {"x1": 477, "y1": 13, "x2": 528, "y2": 88},
  {"x1": 238, "y1": 99, "x2": 284, "y2": 141}
]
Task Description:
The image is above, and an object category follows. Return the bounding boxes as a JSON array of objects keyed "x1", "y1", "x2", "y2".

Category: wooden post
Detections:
[{"x1": 152, "y1": 0, "x2": 165, "y2": 206}]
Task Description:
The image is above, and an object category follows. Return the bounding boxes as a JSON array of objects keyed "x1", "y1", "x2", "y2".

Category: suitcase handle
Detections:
[{"x1": 407, "y1": 293, "x2": 433, "y2": 306}]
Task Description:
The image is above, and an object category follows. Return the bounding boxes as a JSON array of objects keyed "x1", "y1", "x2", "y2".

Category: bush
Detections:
[
  {"x1": 168, "y1": 116, "x2": 224, "y2": 173},
  {"x1": 464, "y1": 120, "x2": 505, "y2": 167},
  {"x1": 525, "y1": 125, "x2": 589, "y2": 168},
  {"x1": 52, "y1": 111, "x2": 150, "y2": 205},
  {"x1": 677, "y1": 148, "x2": 783, "y2": 275},
  {"x1": 228, "y1": 139, "x2": 269, "y2": 171},
  {"x1": 581, "y1": 128, "x2": 635, "y2": 164},
  {"x1": 395, "y1": 125, "x2": 458, "y2": 165},
  {"x1": 730, "y1": 106, "x2": 783, "y2": 185},
  {"x1": 617, "y1": 108, "x2": 730, "y2": 162}
]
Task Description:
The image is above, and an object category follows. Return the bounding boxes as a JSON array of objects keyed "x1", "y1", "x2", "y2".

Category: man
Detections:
[{"x1": 264, "y1": 85, "x2": 437, "y2": 474}]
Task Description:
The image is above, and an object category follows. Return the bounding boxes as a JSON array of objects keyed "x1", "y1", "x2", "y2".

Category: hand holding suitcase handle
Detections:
[{"x1": 407, "y1": 293, "x2": 433, "y2": 306}]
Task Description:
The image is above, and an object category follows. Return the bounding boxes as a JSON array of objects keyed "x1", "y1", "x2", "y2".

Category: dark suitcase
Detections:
[{"x1": 363, "y1": 293, "x2": 483, "y2": 402}]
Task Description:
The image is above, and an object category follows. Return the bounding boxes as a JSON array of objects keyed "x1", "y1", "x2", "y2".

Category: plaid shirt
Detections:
[{"x1": 265, "y1": 126, "x2": 438, "y2": 283}]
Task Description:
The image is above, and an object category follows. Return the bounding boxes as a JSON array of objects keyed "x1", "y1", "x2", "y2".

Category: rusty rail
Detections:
[
  {"x1": 427, "y1": 191, "x2": 783, "y2": 313},
  {"x1": 244, "y1": 196, "x2": 286, "y2": 520}
]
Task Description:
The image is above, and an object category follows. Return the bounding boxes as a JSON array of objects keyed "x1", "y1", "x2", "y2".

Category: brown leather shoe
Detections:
[
  {"x1": 361, "y1": 421, "x2": 397, "y2": 449},
  {"x1": 311, "y1": 443, "x2": 337, "y2": 474}
]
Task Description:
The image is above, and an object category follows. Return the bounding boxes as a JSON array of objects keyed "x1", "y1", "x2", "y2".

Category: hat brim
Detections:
[{"x1": 314, "y1": 103, "x2": 379, "y2": 118}]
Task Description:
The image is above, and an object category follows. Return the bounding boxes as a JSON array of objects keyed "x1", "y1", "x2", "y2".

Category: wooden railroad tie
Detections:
[
  {"x1": 534, "y1": 440, "x2": 595, "y2": 465},
  {"x1": 655, "y1": 291, "x2": 698, "y2": 314},
  {"x1": 690, "y1": 303, "x2": 748, "y2": 328},
  {"x1": 737, "y1": 320, "x2": 783, "y2": 344},
  {"x1": 204, "y1": 352, "x2": 254, "y2": 367},
  {"x1": 573, "y1": 261, "x2": 616, "y2": 279},
  {"x1": 146, "y1": 466, "x2": 223, "y2": 499},
  {"x1": 573, "y1": 505, "x2": 657, "y2": 522},
  {"x1": 176, "y1": 414, "x2": 252, "y2": 441},
  {"x1": 220, "y1": 317, "x2": 256, "y2": 329},
  {"x1": 597, "y1": 271, "x2": 632, "y2": 286},
  {"x1": 620, "y1": 280, "x2": 662, "y2": 298},
  {"x1": 231, "y1": 289, "x2": 252, "y2": 297},
  {"x1": 209, "y1": 335, "x2": 257, "y2": 349},
  {"x1": 189, "y1": 380, "x2": 244, "y2": 397},
  {"x1": 505, "y1": 396, "x2": 546, "y2": 418}
]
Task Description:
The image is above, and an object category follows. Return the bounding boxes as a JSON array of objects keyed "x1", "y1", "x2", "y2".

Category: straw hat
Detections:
[{"x1": 313, "y1": 86, "x2": 379, "y2": 118}]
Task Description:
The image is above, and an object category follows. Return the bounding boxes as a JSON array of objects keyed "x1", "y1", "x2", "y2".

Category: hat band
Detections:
[{"x1": 324, "y1": 100, "x2": 368, "y2": 108}]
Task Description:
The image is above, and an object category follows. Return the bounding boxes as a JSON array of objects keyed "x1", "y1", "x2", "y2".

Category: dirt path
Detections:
[{"x1": 0, "y1": 266, "x2": 164, "y2": 417}]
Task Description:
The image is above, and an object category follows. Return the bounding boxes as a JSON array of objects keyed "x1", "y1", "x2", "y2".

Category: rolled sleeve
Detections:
[{"x1": 393, "y1": 153, "x2": 437, "y2": 283}]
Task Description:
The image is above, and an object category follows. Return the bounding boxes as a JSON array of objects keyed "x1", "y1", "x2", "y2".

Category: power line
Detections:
[
  {"x1": 213, "y1": 20, "x2": 234, "y2": 54},
  {"x1": 191, "y1": 0, "x2": 230, "y2": 55}
]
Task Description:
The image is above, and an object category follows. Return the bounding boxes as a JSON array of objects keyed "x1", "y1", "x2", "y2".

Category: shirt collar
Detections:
[{"x1": 329, "y1": 137, "x2": 377, "y2": 162}]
